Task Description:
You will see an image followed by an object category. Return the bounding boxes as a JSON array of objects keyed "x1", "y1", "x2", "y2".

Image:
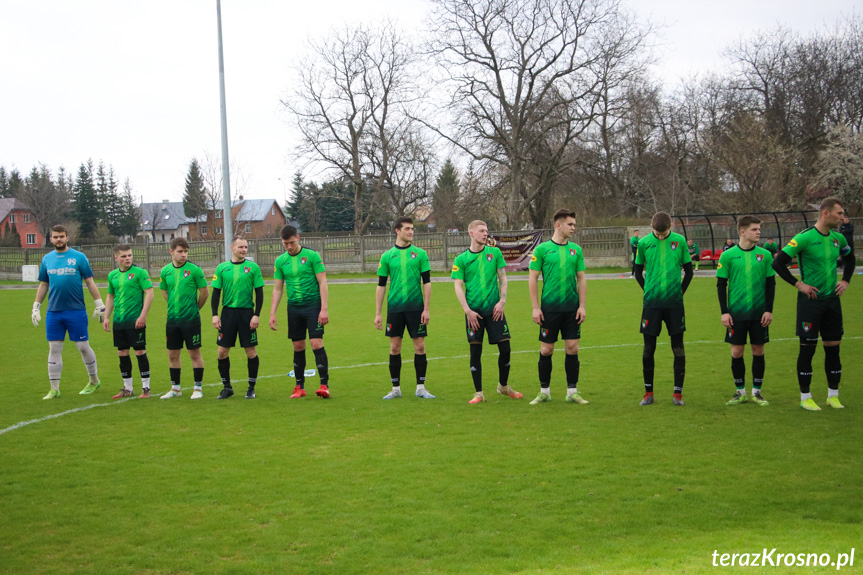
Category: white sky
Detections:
[{"x1": 0, "y1": 0, "x2": 857, "y2": 205}]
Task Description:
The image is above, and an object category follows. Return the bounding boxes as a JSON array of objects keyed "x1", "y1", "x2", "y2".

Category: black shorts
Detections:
[
  {"x1": 725, "y1": 318, "x2": 769, "y2": 345},
  {"x1": 385, "y1": 310, "x2": 427, "y2": 339},
  {"x1": 796, "y1": 296, "x2": 843, "y2": 342},
  {"x1": 113, "y1": 326, "x2": 146, "y2": 350},
  {"x1": 166, "y1": 319, "x2": 202, "y2": 350},
  {"x1": 640, "y1": 305, "x2": 686, "y2": 337},
  {"x1": 539, "y1": 310, "x2": 581, "y2": 343},
  {"x1": 288, "y1": 305, "x2": 324, "y2": 341},
  {"x1": 218, "y1": 307, "x2": 258, "y2": 348},
  {"x1": 465, "y1": 311, "x2": 511, "y2": 344}
]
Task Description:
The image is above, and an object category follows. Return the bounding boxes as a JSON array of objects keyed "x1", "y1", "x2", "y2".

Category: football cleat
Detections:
[
  {"x1": 290, "y1": 385, "x2": 306, "y2": 399},
  {"x1": 217, "y1": 387, "x2": 234, "y2": 400},
  {"x1": 826, "y1": 396, "x2": 844, "y2": 409},
  {"x1": 639, "y1": 393, "x2": 654, "y2": 406},
  {"x1": 751, "y1": 391, "x2": 769, "y2": 406},
  {"x1": 415, "y1": 389, "x2": 436, "y2": 399},
  {"x1": 315, "y1": 385, "x2": 330, "y2": 399},
  {"x1": 383, "y1": 389, "x2": 402, "y2": 400},
  {"x1": 468, "y1": 392, "x2": 485, "y2": 404},
  {"x1": 79, "y1": 381, "x2": 100, "y2": 395},
  {"x1": 565, "y1": 392, "x2": 589, "y2": 404},
  {"x1": 800, "y1": 398, "x2": 821, "y2": 411},
  {"x1": 160, "y1": 389, "x2": 182, "y2": 399},
  {"x1": 190, "y1": 389, "x2": 204, "y2": 400},
  {"x1": 497, "y1": 384, "x2": 523, "y2": 399},
  {"x1": 529, "y1": 392, "x2": 551, "y2": 405},
  {"x1": 139, "y1": 388, "x2": 151, "y2": 399},
  {"x1": 245, "y1": 387, "x2": 256, "y2": 399},
  {"x1": 42, "y1": 389, "x2": 60, "y2": 400},
  {"x1": 113, "y1": 389, "x2": 134, "y2": 399},
  {"x1": 673, "y1": 393, "x2": 685, "y2": 406},
  {"x1": 726, "y1": 391, "x2": 748, "y2": 405}
]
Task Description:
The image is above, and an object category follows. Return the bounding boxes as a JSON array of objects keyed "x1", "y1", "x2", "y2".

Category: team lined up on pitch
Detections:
[{"x1": 31, "y1": 198, "x2": 854, "y2": 410}]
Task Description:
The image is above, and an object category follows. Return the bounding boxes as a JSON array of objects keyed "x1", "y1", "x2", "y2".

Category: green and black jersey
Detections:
[
  {"x1": 274, "y1": 248, "x2": 325, "y2": 309},
  {"x1": 763, "y1": 241, "x2": 779, "y2": 255},
  {"x1": 528, "y1": 239, "x2": 585, "y2": 312},
  {"x1": 635, "y1": 231, "x2": 691, "y2": 308},
  {"x1": 451, "y1": 245, "x2": 506, "y2": 314},
  {"x1": 107, "y1": 265, "x2": 153, "y2": 329},
  {"x1": 160, "y1": 261, "x2": 207, "y2": 326},
  {"x1": 717, "y1": 246, "x2": 776, "y2": 320},
  {"x1": 212, "y1": 259, "x2": 264, "y2": 309},
  {"x1": 782, "y1": 227, "x2": 851, "y2": 301},
  {"x1": 378, "y1": 244, "x2": 430, "y2": 313}
]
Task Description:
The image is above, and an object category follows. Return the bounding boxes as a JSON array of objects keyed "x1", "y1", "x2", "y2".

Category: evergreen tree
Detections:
[
  {"x1": 0, "y1": 167, "x2": 9, "y2": 198},
  {"x1": 432, "y1": 159, "x2": 461, "y2": 231},
  {"x1": 104, "y1": 166, "x2": 123, "y2": 236},
  {"x1": 74, "y1": 161, "x2": 99, "y2": 240},
  {"x1": 183, "y1": 158, "x2": 208, "y2": 219},
  {"x1": 0, "y1": 221, "x2": 22, "y2": 247},
  {"x1": 117, "y1": 178, "x2": 141, "y2": 239},
  {"x1": 8, "y1": 169, "x2": 24, "y2": 199}
]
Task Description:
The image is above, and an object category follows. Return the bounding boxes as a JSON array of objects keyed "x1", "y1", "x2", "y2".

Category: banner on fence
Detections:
[{"x1": 491, "y1": 230, "x2": 544, "y2": 271}]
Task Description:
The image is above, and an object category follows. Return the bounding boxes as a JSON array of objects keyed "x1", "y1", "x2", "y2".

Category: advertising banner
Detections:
[{"x1": 491, "y1": 230, "x2": 544, "y2": 271}]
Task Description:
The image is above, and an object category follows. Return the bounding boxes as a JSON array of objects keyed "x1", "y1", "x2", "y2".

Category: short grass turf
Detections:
[{"x1": 0, "y1": 278, "x2": 861, "y2": 574}]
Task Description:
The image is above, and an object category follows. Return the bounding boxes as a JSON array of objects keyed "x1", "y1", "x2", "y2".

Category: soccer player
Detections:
[
  {"x1": 31, "y1": 225, "x2": 105, "y2": 399},
  {"x1": 716, "y1": 216, "x2": 775, "y2": 406},
  {"x1": 452, "y1": 220, "x2": 522, "y2": 404},
  {"x1": 212, "y1": 237, "x2": 265, "y2": 400},
  {"x1": 634, "y1": 211, "x2": 694, "y2": 406},
  {"x1": 270, "y1": 225, "x2": 330, "y2": 399},
  {"x1": 772, "y1": 197, "x2": 854, "y2": 411},
  {"x1": 527, "y1": 208, "x2": 588, "y2": 405},
  {"x1": 375, "y1": 216, "x2": 434, "y2": 399},
  {"x1": 687, "y1": 239, "x2": 700, "y2": 271},
  {"x1": 159, "y1": 238, "x2": 209, "y2": 400},
  {"x1": 763, "y1": 237, "x2": 779, "y2": 257},
  {"x1": 629, "y1": 230, "x2": 640, "y2": 277},
  {"x1": 103, "y1": 244, "x2": 154, "y2": 398}
]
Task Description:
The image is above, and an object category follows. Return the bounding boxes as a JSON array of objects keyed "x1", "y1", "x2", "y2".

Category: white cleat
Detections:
[
  {"x1": 190, "y1": 389, "x2": 204, "y2": 400},
  {"x1": 160, "y1": 389, "x2": 182, "y2": 399}
]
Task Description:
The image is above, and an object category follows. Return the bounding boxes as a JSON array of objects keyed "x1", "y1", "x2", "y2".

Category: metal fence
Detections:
[{"x1": 3, "y1": 218, "x2": 857, "y2": 279}]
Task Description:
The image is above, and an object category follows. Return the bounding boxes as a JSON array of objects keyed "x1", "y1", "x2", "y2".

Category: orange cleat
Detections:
[
  {"x1": 316, "y1": 385, "x2": 330, "y2": 398},
  {"x1": 290, "y1": 385, "x2": 307, "y2": 399}
]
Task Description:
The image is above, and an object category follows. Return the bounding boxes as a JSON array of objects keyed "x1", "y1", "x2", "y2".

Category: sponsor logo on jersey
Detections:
[
  {"x1": 487, "y1": 253, "x2": 493, "y2": 262},
  {"x1": 244, "y1": 266, "x2": 251, "y2": 274},
  {"x1": 717, "y1": 262, "x2": 723, "y2": 269},
  {"x1": 789, "y1": 239, "x2": 798, "y2": 247},
  {"x1": 301, "y1": 257, "x2": 307, "y2": 265},
  {"x1": 212, "y1": 273, "x2": 218, "y2": 281},
  {"x1": 452, "y1": 264, "x2": 459, "y2": 272},
  {"x1": 671, "y1": 241, "x2": 678, "y2": 250},
  {"x1": 411, "y1": 251, "x2": 417, "y2": 259},
  {"x1": 530, "y1": 253, "x2": 537, "y2": 262},
  {"x1": 183, "y1": 270, "x2": 191, "y2": 278},
  {"x1": 756, "y1": 254, "x2": 763, "y2": 262},
  {"x1": 802, "y1": 322, "x2": 813, "y2": 333}
]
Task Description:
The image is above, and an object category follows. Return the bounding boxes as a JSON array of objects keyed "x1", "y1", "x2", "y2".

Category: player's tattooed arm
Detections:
[
  {"x1": 528, "y1": 269, "x2": 544, "y2": 325},
  {"x1": 493, "y1": 268, "x2": 507, "y2": 321},
  {"x1": 316, "y1": 272, "x2": 329, "y2": 326}
]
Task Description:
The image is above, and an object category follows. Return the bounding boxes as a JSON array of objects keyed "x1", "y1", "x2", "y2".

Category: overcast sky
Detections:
[{"x1": 0, "y1": 0, "x2": 857, "y2": 206}]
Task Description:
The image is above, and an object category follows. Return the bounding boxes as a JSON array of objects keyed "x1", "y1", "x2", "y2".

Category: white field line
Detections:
[{"x1": 2, "y1": 335, "x2": 860, "y2": 437}]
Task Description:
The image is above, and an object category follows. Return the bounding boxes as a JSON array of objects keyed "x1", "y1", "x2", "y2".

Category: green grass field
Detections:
[{"x1": 1, "y1": 278, "x2": 861, "y2": 574}]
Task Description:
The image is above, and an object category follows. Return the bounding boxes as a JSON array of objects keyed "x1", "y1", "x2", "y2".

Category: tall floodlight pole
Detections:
[{"x1": 216, "y1": 0, "x2": 232, "y2": 259}]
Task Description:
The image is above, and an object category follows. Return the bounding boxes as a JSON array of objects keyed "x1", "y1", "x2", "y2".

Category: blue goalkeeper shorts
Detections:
[{"x1": 46, "y1": 309, "x2": 89, "y2": 342}]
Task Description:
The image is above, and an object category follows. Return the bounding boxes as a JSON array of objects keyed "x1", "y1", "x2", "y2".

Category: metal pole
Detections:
[{"x1": 216, "y1": 0, "x2": 233, "y2": 259}]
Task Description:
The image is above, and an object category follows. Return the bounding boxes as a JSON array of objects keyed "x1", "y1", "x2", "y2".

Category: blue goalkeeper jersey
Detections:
[{"x1": 38, "y1": 248, "x2": 94, "y2": 312}]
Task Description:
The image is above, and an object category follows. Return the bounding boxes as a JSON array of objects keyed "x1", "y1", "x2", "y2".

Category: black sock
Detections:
[
  {"x1": 415, "y1": 353, "x2": 427, "y2": 385},
  {"x1": 797, "y1": 344, "x2": 816, "y2": 394},
  {"x1": 294, "y1": 350, "x2": 306, "y2": 389},
  {"x1": 135, "y1": 353, "x2": 150, "y2": 381},
  {"x1": 643, "y1": 335, "x2": 656, "y2": 393},
  {"x1": 119, "y1": 355, "x2": 133, "y2": 379},
  {"x1": 538, "y1": 353, "x2": 552, "y2": 388},
  {"x1": 389, "y1": 354, "x2": 401, "y2": 387},
  {"x1": 193, "y1": 367, "x2": 204, "y2": 387},
  {"x1": 565, "y1": 353, "x2": 579, "y2": 389},
  {"x1": 469, "y1": 343, "x2": 483, "y2": 392},
  {"x1": 671, "y1": 334, "x2": 685, "y2": 394},
  {"x1": 313, "y1": 347, "x2": 329, "y2": 387},
  {"x1": 170, "y1": 367, "x2": 181, "y2": 387},
  {"x1": 218, "y1": 357, "x2": 232, "y2": 388},
  {"x1": 731, "y1": 356, "x2": 745, "y2": 390},
  {"x1": 825, "y1": 345, "x2": 841, "y2": 390},
  {"x1": 497, "y1": 340, "x2": 511, "y2": 386},
  {"x1": 752, "y1": 354, "x2": 765, "y2": 390},
  {"x1": 248, "y1": 356, "x2": 259, "y2": 388}
]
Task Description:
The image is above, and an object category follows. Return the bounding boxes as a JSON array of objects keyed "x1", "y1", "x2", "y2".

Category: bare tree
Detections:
[
  {"x1": 199, "y1": 151, "x2": 250, "y2": 239},
  {"x1": 19, "y1": 164, "x2": 72, "y2": 246}
]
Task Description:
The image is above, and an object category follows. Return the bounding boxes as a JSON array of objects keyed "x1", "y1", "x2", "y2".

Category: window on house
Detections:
[
  {"x1": 244, "y1": 224, "x2": 251, "y2": 233},
  {"x1": 216, "y1": 226, "x2": 223, "y2": 235},
  {"x1": 202, "y1": 225, "x2": 207, "y2": 235},
  {"x1": 9, "y1": 214, "x2": 15, "y2": 223},
  {"x1": 170, "y1": 233, "x2": 175, "y2": 240},
  {"x1": 23, "y1": 214, "x2": 31, "y2": 223},
  {"x1": 271, "y1": 206, "x2": 276, "y2": 216},
  {"x1": 161, "y1": 234, "x2": 165, "y2": 242},
  {"x1": 267, "y1": 224, "x2": 271, "y2": 234},
  {"x1": 215, "y1": 210, "x2": 223, "y2": 219},
  {"x1": 26, "y1": 234, "x2": 36, "y2": 245}
]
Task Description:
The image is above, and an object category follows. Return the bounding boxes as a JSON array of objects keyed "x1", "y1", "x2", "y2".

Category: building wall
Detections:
[{"x1": 0, "y1": 210, "x2": 43, "y2": 248}]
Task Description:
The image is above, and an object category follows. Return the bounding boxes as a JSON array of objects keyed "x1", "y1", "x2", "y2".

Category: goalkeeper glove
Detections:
[
  {"x1": 93, "y1": 299, "x2": 106, "y2": 323},
  {"x1": 32, "y1": 302, "x2": 41, "y2": 327}
]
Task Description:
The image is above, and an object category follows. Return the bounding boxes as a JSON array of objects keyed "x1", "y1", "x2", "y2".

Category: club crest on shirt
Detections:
[
  {"x1": 468, "y1": 329, "x2": 475, "y2": 337},
  {"x1": 756, "y1": 254, "x2": 763, "y2": 262},
  {"x1": 833, "y1": 239, "x2": 839, "y2": 248},
  {"x1": 184, "y1": 270, "x2": 191, "y2": 278},
  {"x1": 127, "y1": 273, "x2": 135, "y2": 280},
  {"x1": 301, "y1": 257, "x2": 307, "y2": 265},
  {"x1": 411, "y1": 251, "x2": 417, "y2": 259},
  {"x1": 486, "y1": 253, "x2": 493, "y2": 262},
  {"x1": 728, "y1": 328, "x2": 734, "y2": 336},
  {"x1": 244, "y1": 266, "x2": 251, "y2": 274},
  {"x1": 387, "y1": 323, "x2": 392, "y2": 332},
  {"x1": 802, "y1": 322, "x2": 813, "y2": 333},
  {"x1": 569, "y1": 248, "x2": 576, "y2": 256},
  {"x1": 642, "y1": 319, "x2": 649, "y2": 329},
  {"x1": 541, "y1": 328, "x2": 549, "y2": 337},
  {"x1": 671, "y1": 241, "x2": 678, "y2": 250}
]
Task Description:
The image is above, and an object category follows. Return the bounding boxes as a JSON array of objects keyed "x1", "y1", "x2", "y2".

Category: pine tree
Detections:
[
  {"x1": 0, "y1": 167, "x2": 9, "y2": 198},
  {"x1": 432, "y1": 159, "x2": 461, "y2": 231},
  {"x1": 104, "y1": 166, "x2": 123, "y2": 236},
  {"x1": 1, "y1": 221, "x2": 22, "y2": 247},
  {"x1": 74, "y1": 161, "x2": 99, "y2": 240},
  {"x1": 183, "y1": 159, "x2": 208, "y2": 219},
  {"x1": 117, "y1": 178, "x2": 141, "y2": 240}
]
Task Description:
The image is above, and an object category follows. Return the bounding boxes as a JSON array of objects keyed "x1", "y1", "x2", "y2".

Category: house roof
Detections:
[
  {"x1": 139, "y1": 201, "x2": 203, "y2": 231},
  {"x1": 233, "y1": 199, "x2": 280, "y2": 222},
  {"x1": 0, "y1": 198, "x2": 32, "y2": 223}
]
